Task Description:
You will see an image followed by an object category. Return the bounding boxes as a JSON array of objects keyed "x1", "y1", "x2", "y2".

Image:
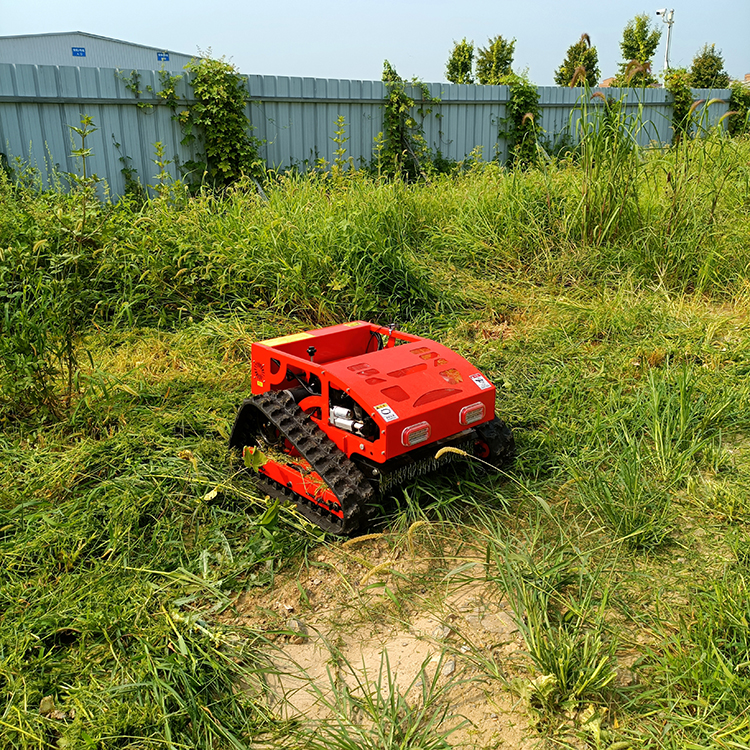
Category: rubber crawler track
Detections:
[{"x1": 232, "y1": 391, "x2": 374, "y2": 534}]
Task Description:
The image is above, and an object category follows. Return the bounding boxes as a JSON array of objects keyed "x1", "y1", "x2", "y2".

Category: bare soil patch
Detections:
[{"x1": 222, "y1": 533, "x2": 537, "y2": 748}]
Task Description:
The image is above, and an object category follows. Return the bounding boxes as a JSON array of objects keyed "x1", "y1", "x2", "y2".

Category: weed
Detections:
[
  {"x1": 645, "y1": 571, "x2": 750, "y2": 743},
  {"x1": 482, "y1": 522, "x2": 617, "y2": 714},
  {"x1": 572, "y1": 443, "x2": 673, "y2": 550},
  {"x1": 287, "y1": 651, "x2": 463, "y2": 750}
]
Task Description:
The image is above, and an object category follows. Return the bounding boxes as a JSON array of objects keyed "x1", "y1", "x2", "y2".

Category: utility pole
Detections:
[{"x1": 656, "y1": 9, "x2": 675, "y2": 72}]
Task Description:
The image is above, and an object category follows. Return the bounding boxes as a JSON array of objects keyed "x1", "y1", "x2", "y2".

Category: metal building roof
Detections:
[{"x1": 0, "y1": 31, "x2": 196, "y2": 70}]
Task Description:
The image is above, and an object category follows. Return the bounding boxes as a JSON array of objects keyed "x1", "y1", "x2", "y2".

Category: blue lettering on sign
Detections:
[
  {"x1": 72, "y1": 47, "x2": 86, "y2": 57},
  {"x1": 157, "y1": 52, "x2": 169, "y2": 62}
]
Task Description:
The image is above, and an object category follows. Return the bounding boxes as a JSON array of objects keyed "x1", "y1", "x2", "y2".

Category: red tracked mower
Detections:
[{"x1": 229, "y1": 321, "x2": 514, "y2": 533}]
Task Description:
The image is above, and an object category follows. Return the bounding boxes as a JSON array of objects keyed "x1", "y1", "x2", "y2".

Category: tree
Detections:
[
  {"x1": 476, "y1": 36, "x2": 515, "y2": 85},
  {"x1": 446, "y1": 38, "x2": 474, "y2": 84},
  {"x1": 554, "y1": 33, "x2": 600, "y2": 87},
  {"x1": 613, "y1": 14, "x2": 661, "y2": 86},
  {"x1": 689, "y1": 44, "x2": 730, "y2": 89}
]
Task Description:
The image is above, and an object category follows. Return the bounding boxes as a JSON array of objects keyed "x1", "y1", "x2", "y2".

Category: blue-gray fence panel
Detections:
[
  {"x1": 420, "y1": 82, "x2": 508, "y2": 163},
  {"x1": 246, "y1": 75, "x2": 389, "y2": 169},
  {"x1": 0, "y1": 63, "x2": 200, "y2": 195},
  {"x1": 0, "y1": 63, "x2": 733, "y2": 199},
  {"x1": 537, "y1": 86, "x2": 730, "y2": 150}
]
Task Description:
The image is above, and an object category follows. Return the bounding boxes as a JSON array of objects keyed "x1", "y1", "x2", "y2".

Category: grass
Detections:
[
  {"x1": 1, "y1": 130, "x2": 750, "y2": 747},
  {"x1": 481, "y1": 519, "x2": 618, "y2": 715},
  {"x1": 573, "y1": 442, "x2": 674, "y2": 550},
  {"x1": 284, "y1": 651, "x2": 462, "y2": 750}
]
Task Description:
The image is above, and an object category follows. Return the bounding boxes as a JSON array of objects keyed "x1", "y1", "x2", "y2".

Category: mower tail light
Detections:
[
  {"x1": 459, "y1": 402, "x2": 486, "y2": 425},
  {"x1": 401, "y1": 421, "x2": 431, "y2": 447}
]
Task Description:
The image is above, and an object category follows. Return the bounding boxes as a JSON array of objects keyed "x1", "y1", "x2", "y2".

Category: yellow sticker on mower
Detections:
[{"x1": 261, "y1": 331, "x2": 313, "y2": 347}]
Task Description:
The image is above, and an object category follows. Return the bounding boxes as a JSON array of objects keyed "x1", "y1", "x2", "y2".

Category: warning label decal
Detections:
[
  {"x1": 470, "y1": 373, "x2": 493, "y2": 390},
  {"x1": 374, "y1": 403, "x2": 399, "y2": 422}
]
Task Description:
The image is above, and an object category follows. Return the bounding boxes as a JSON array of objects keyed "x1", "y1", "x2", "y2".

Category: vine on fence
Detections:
[
  {"x1": 181, "y1": 57, "x2": 264, "y2": 188},
  {"x1": 116, "y1": 69, "x2": 149, "y2": 108},
  {"x1": 156, "y1": 69, "x2": 183, "y2": 109},
  {"x1": 665, "y1": 69, "x2": 693, "y2": 143},
  {"x1": 116, "y1": 68, "x2": 183, "y2": 111},
  {"x1": 379, "y1": 61, "x2": 440, "y2": 180},
  {"x1": 500, "y1": 74, "x2": 541, "y2": 168},
  {"x1": 115, "y1": 59, "x2": 264, "y2": 191},
  {"x1": 112, "y1": 137, "x2": 147, "y2": 201}
]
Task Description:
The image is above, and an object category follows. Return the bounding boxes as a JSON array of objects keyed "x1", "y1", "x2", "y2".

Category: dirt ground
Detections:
[{"x1": 222, "y1": 530, "x2": 541, "y2": 749}]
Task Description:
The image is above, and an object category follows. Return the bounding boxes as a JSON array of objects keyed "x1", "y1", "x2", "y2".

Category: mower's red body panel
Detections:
[{"x1": 249, "y1": 321, "x2": 496, "y2": 464}]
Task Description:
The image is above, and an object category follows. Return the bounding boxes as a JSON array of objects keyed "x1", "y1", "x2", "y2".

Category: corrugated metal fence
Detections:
[
  {"x1": 0, "y1": 62, "x2": 732, "y2": 198},
  {"x1": 247, "y1": 76, "x2": 509, "y2": 170}
]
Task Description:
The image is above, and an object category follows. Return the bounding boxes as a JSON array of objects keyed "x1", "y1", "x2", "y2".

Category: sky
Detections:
[{"x1": 4, "y1": 0, "x2": 749, "y2": 85}]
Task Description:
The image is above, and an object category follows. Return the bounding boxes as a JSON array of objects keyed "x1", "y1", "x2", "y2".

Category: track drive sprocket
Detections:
[{"x1": 474, "y1": 416, "x2": 515, "y2": 467}]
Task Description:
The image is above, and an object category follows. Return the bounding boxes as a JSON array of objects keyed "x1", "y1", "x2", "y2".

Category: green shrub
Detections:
[
  {"x1": 182, "y1": 57, "x2": 264, "y2": 188},
  {"x1": 728, "y1": 80, "x2": 750, "y2": 135}
]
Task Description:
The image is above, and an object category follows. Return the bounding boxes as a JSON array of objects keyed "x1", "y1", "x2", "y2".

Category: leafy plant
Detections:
[
  {"x1": 445, "y1": 38, "x2": 474, "y2": 84},
  {"x1": 149, "y1": 140, "x2": 187, "y2": 202},
  {"x1": 476, "y1": 35, "x2": 515, "y2": 84},
  {"x1": 554, "y1": 33, "x2": 600, "y2": 87},
  {"x1": 331, "y1": 115, "x2": 354, "y2": 183},
  {"x1": 61, "y1": 115, "x2": 103, "y2": 407},
  {"x1": 182, "y1": 57, "x2": 264, "y2": 188}
]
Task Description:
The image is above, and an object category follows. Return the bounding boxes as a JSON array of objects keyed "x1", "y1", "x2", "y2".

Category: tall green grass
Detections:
[
  {"x1": 643, "y1": 571, "x2": 750, "y2": 746},
  {"x1": 0, "y1": 323, "x2": 324, "y2": 746},
  {"x1": 482, "y1": 522, "x2": 617, "y2": 714},
  {"x1": 4, "y1": 133, "x2": 749, "y2": 421},
  {"x1": 1, "y1": 127, "x2": 750, "y2": 748},
  {"x1": 2, "y1": 132, "x2": 749, "y2": 331}
]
